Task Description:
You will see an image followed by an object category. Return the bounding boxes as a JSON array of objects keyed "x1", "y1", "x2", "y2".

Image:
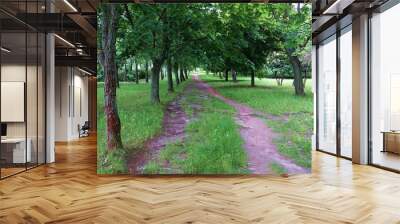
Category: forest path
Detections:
[
  {"x1": 193, "y1": 75, "x2": 308, "y2": 174},
  {"x1": 128, "y1": 75, "x2": 308, "y2": 175},
  {"x1": 127, "y1": 89, "x2": 190, "y2": 174}
]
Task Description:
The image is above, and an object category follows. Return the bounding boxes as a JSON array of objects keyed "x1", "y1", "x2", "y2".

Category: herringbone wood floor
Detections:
[{"x1": 1, "y1": 135, "x2": 400, "y2": 224}]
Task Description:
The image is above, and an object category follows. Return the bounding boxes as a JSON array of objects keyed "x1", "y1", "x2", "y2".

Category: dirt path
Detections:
[
  {"x1": 127, "y1": 93, "x2": 189, "y2": 174},
  {"x1": 193, "y1": 75, "x2": 308, "y2": 174},
  {"x1": 128, "y1": 75, "x2": 308, "y2": 175}
]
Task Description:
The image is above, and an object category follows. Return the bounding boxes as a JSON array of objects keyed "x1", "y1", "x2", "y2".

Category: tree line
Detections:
[{"x1": 98, "y1": 3, "x2": 311, "y2": 150}]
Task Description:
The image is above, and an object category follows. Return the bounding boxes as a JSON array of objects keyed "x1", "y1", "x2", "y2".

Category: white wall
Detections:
[
  {"x1": 55, "y1": 67, "x2": 89, "y2": 141},
  {"x1": 72, "y1": 72, "x2": 89, "y2": 138},
  {"x1": 55, "y1": 66, "x2": 68, "y2": 141}
]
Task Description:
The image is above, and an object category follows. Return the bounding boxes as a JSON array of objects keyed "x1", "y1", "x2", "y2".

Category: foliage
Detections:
[
  {"x1": 264, "y1": 53, "x2": 294, "y2": 79},
  {"x1": 98, "y1": 3, "x2": 312, "y2": 87},
  {"x1": 269, "y1": 4, "x2": 312, "y2": 95}
]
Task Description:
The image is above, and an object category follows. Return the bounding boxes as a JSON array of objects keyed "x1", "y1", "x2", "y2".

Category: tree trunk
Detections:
[
  {"x1": 149, "y1": 8, "x2": 170, "y2": 103},
  {"x1": 174, "y1": 63, "x2": 180, "y2": 85},
  {"x1": 232, "y1": 68, "x2": 237, "y2": 82},
  {"x1": 303, "y1": 68, "x2": 308, "y2": 86},
  {"x1": 251, "y1": 70, "x2": 255, "y2": 87},
  {"x1": 219, "y1": 72, "x2": 222, "y2": 79},
  {"x1": 116, "y1": 63, "x2": 120, "y2": 88},
  {"x1": 101, "y1": 4, "x2": 122, "y2": 151},
  {"x1": 184, "y1": 69, "x2": 189, "y2": 79},
  {"x1": 287, "y1": 50, "x2": 305, "y2": 96},
  {"x1": 135, "y1": 60, "x2": 139, "y2": 84},
  {"x1": 129, "y1": 57, "x2": 133, "y2": 81},
  {"x1": 145, "y1": 61, "x2": 149, "y2": 83},
  {"x1": 180, "y1": 68, "x2": 185, "y2": 82},
  {"x1": 224, "y1": 69, "x2": 228, "y2": 81},
  {"x1": 151, "y1": 59, "x2": 162, "y2": 103},
  {"x1": 167, "y1": 57, "x2": 174, "y2": 93},
  {"x1": 161, "y1": 67, "x2": 164, "y2": 80},
  {"x1": 124, "y1": 62, "x2": 128, "y2": 82}
]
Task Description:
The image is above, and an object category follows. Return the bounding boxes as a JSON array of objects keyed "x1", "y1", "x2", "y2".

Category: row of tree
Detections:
[
  {"x1": 98, "y1": 3, "x2": 311, "y2": 150},
  {"x1": 108, "y1": 59, "x2": 191, "y2": 88}
]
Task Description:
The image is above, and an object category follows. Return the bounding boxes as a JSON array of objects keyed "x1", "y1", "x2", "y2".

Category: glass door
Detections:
[
  {"x1": 0, "y1": 1, "x2": 47, "y2": 179},
  {"x1": 1, "y1": 31, "x2": 28, "y2": 178}
]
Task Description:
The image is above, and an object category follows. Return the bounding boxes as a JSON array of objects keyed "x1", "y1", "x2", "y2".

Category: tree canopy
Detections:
[{"x1": 98, "y1": 3, "x2": 312, "y2": 99}]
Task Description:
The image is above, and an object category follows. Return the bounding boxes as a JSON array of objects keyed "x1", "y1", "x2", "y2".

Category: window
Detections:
[
  {"x1": 317, "y1": 35, "x2": 337, "y2": 154},
  {"x1": 339, "y1": 26, "x2": 352, "y2": 158},
  {"x1": 370, "y1": 3, "x2": 400, "y2": 171}
]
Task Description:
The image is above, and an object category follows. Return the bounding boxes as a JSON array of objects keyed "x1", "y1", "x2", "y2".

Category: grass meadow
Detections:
[{"x1": 97, "y1": 74, "x2": 313, "y2": 174}]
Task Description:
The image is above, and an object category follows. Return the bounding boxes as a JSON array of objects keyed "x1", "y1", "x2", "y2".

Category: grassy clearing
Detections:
[
  {"x1": 97, "y1": 79, "x2": 190, "y2": 174},
  {"x1": 201, "y1": 74, "x2": 313, "y2": 168},
  {"x1": 143, "y1": 87, "x2": 248, "y2": 174}
]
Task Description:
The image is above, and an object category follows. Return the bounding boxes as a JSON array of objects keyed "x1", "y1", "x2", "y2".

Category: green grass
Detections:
[
  {"x1": 143, "y1": 87, "x2": 248, "y2": 174},
  {"x1": 200, "y1": 74, "x2": 312, "y2": 115},
  {"x1": 142, "y1": 161, "x2": 162, "y2": 174},
  {"x1": 267, "y1": 113, "x2": 312, "y2": 168},
  {"x1": 201, "y1": 74, "x2": 313, "y2": 168},
  {"x1": 97, "y1": 79, "x2": 190, "y2": 174},
  {"x1": 182, "y1": 113, "x2": 248, "y2": 174},
  {"x1": 98, "y1": 72, "x2": 313, "y2": 174},
  {"x1": 269, "y1": 162, "x2": 288, "y2": 176},
  {"x1": 180, "y1": 88, "x2": 235, "y2": 117}
]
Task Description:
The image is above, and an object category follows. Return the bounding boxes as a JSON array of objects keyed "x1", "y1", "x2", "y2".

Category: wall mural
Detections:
[{"x1": 97, "y1": 3, "x2": 312, "y2": 175}]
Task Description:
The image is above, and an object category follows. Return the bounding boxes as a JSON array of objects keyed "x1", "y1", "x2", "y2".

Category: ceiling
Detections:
[
  {"x1": 0, "y1": 0, "x2": 98, "y2": 75},
  {"x1": 311, "y1": 0, "x2": 390, "y2": 43}
]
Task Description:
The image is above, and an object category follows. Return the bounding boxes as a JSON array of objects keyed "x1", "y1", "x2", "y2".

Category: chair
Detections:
[{"x1": 79, "y1": 121, "x2": 90, "y2": 138}]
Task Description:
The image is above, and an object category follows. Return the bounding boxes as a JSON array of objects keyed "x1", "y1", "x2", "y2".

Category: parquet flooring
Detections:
[
  {"x1": 1, "y1": 135, "x2": 400, "y2": 223},
  {"x1": 1, "y1": 167, "x2": 26, "y2": 178}
]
